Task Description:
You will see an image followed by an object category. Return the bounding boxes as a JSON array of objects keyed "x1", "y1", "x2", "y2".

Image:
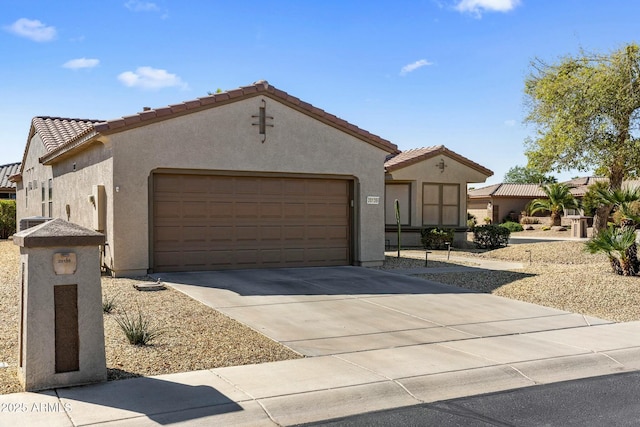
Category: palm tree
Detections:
[
  {"x1": 585, "y1": 226, "x2": 638, "y2": 275},
  {"x1": 530, "y1": 183, "x2": 579, "y2": 227},
  {"x1": 594, "y1": 186, "x2": 640, "y2": 227},
  {"x1": 586, "y1": 186, "x2": 640, "y2": 275}
]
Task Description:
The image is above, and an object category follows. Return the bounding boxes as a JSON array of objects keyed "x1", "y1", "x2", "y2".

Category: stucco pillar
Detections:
[{"x1": 13, "y1": 218, "x2": 106, "y2": 391}]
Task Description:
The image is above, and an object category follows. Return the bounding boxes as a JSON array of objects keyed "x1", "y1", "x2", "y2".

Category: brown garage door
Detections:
[{"x1": 153, "y1": 173, "x2": 352, "y2": 272}]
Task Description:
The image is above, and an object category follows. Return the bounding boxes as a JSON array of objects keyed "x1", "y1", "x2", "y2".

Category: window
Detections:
[
  {"x1": 422, "y1": 183, "x2": 460, "y2": 226},
  {"x1": 385, "y1": 183, "x2": 410, "y2": 225},
  {"x1": 48, "y1": 179, "x2": 53, "y2": 217},
  {"x1": 41, "y1": 182, "x2": 45, "y2": 217}
]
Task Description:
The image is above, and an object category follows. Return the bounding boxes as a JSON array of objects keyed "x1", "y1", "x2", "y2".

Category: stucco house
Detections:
[
  {"x1": 467, "y1": 177, "x2": 610, "y2": 224},
  {"x1": 13, "y1": 81, "x2": 405, "y2": 276},
  {"x1": 384, "y1": 146, "x2": 493, "y2": 247},
  {"x1": 0, "y1": 162, "x2": 20, "y2": 199},
  {"x1": 12, "y1": 81, "x2": 492, "y2": 275}
]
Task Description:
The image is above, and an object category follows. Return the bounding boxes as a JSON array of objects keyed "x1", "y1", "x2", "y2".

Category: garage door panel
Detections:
[
  {"x1": 326, "y1": 226, "x2": 349, "y2": 239},
  {"x1": 261, "y1": 226, "x2": 282, "y2": 240},
  {"x1": 283, "y1": 226, "x2": 305, "y2": 240},
  {"x1": 210, "y1": 226, "x2": 234, "y2": 242},
  {"x1": 182, "y1": 251, "x2": 210, "y2": 267},
  {"x1": 260, "y1": 249, "x2": 283, "y2": 264},
  {"x1": 209, "y1": 177, "x2": 236, "y2": 194},
  {"x1": 154, "y1": 174, "x2": 351, "y2": 271},
  {"x1": 154, "y1": 174, "x2": 182, "y2": 193},
  {"x1": 235, "y1": 178, "x2": 260, "y2": 194},
  {"x1": 155, "y1": 201, "x2": 181, "y2": 219},
  {"x1": 260, "y1": 179, "x2": 283, "y2": 195},
  {"x1": 283, "y1": 204, "x2": 306, "y2": 218},
  {"x1": 209, "y1": 201, "x2": 234, "y2": 219},
  {"x1": 236, "y1": 226, "x2": 259, "y2": 241},
  {"x1": 182, "y1": 226, "x2": 207, "y2": 242},
  {"x1": 307, "y1": 248, "x2": 345, "y2": 262},
  {"x1": 182, "y1": 176, "x2": 211, "y2": 193},
  {"x1": 236, "y1": 202, "x2": 260, "y2": 218},
  {"x1": 182, "y1": 201, "x2": 208, "y2": 218},
  {"x1": 261, "y1": 203, "x2": 282, "y2": 218}
]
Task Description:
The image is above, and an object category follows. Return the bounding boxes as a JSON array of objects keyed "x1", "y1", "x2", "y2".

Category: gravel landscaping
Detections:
[
  {"x1": 0, "y1": 240, "x2": 300, "y2": 395},
  {"x1": 383, "y1": 236, "x2": 640, "y2": 323}
]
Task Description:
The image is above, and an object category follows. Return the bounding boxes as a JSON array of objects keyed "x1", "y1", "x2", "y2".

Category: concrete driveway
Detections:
[{"x1": 155, "y1": 266, "x2": 615, "y2": 358}]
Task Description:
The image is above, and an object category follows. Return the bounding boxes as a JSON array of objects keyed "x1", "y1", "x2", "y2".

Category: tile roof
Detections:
[
  {"x1": 384, "y1": 145, "x2": 493, "y2": 177},
  {"x1": 0, "y1": 162, "x2": 20, "y2": 190},
  {"x1": 468, "y1": 177, "x2": 630, "y2": 199},
  {"x1": 31, "y1": 117, "x2": 103, "y2": 153},
  {"x1": 32, "y1": 80, "x2": 398, "y2": 166},
  {"x1": 468, "y1": 183, "x2": 547, "y2": 198}
]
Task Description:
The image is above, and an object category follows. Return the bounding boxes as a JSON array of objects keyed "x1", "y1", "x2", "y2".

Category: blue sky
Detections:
[{"x1": 2, "y1": 0, "x2": 640, "y2": 186}]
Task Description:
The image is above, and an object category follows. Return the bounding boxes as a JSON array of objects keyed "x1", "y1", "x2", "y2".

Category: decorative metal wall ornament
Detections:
[
  {"x1": 252, "y1": 99, "x2": 274, "y2": 143},
  {"x1": 436, "y1": 158, "x2": 447, "y2": 173}
]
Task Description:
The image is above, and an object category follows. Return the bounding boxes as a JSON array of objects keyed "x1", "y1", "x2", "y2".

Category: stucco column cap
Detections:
[{"x1": 13, "y1": 218, "x2": 105, "y2": 248}]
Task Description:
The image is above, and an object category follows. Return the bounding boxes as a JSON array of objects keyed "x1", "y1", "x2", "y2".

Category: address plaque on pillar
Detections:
[{"x1": 53, "y1": 253, "x2": 77, "y2": 275}]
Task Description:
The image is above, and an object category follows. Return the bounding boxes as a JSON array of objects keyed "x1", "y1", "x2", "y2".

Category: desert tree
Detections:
[{"x1": 524, "y1": 43, "x2": 640, "y2": 232}]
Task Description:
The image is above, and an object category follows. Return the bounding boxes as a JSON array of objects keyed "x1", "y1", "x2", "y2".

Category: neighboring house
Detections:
[
  {"x1": 0, "y1": 162, "x2": 20, "y2": 199},
  {"x1": 12, "y1": 81, "x2": 402, "y2": 276},
  {"x1": 384, "y1": 146, "x2": 493, "y2": 247},
  {"x1": 467, "y1": 183, "x2": 547, "y2": 224},
  {"x1": 467, "y1": 177, "x2": 613, "y2": 224}
]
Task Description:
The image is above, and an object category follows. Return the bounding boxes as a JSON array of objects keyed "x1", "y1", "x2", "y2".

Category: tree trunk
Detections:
[
  {"x1": 593, "y1": 205, "x2": 612, "y2": 235},
  {"x1": 550, "y1": 211, "x2": 561, "y2": 227},
  {"x1": 610, "y1": 256, "x2": 624, "y2": 275}
]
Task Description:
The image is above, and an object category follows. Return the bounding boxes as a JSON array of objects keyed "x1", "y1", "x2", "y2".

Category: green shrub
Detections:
[
  {"x1": 421, "y1": 227, "x2": 454, "y2": 249},
  {"x1": 473, "y1": 225, "x2": 510, "y2": 249},
  {"x1": 500, "y1": 221, "x2": 524, "y2": 232},
  {"x1": 467, "y1": 213, "x2": 477, "y2": 230},
  {"x1": 0, "y1": 200, "x2": 16, "y2": 239},
  {"x1": 115, "y1": 306, "x2": 166, "y2": 345},
  {"x1": 541, "y1": 225, "x2": 551, "y2": 231}
]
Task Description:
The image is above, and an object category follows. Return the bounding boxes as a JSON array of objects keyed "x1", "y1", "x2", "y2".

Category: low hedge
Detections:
[
  {"x1": 421, "y1": 227, "x2": 454, "y2": 250},
  {"x1": 473, "y1": 224, "x2": 510, "y2": 249},
  {"x1": 500, "y1": 221, "x2": 524, "y2": 232},
  {"x1": 0, "y1": 200, "x2": 16, "y2": 239}
]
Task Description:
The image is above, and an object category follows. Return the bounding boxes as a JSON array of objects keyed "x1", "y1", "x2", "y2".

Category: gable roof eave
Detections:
[
  {"x1": 95, "y1": 80, "x2": 399, "y2": 155},
  {"x1": 39, "y1": 129, "x2": 101, "y2": 165},
  {"x1": 385, "y1": 145, "x2": 493, "y2": 177}
]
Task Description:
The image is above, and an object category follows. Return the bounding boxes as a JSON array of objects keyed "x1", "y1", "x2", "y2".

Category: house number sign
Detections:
[
  {"x1": 367, "y1": 196, "x2": 380, "y2": 205},
  {"x1": 53, "y1": 253, "x2": 77, "y2": 275}
]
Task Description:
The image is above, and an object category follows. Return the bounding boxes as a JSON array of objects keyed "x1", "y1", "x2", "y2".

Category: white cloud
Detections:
[
  {"x1": 400, "y1": 59, "x2": 432, "y2": 76},
  {"x1": 4, "y1": 18, "x2": 56, "y2": 42},
  {"x1": 504, "y1": 119, "x2": 516, "y2": 127},
  {"x1": 124, "y1": 0, "x2": 159, "y2": 11},
  {"x1": 63, "y1": 58, "x2": 100, "y2": 70},
  {"x1": 118, "y1": 66, "x2": 188, "y2": 90},
  {"x1": 455, "y1": 0, "x2": 521, "y2": 17}
]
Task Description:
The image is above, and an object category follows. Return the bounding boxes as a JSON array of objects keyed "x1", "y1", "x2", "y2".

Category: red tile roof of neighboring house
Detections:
[
  {"x1": 384, "y1": 145, "x2": 493, "y2": 177},
  {"x1": 0, "y1": 162, "x2": 20, "y2": 190},
  {"x1": 25, "y1": 80, "x2": 398, "y2": 168}
]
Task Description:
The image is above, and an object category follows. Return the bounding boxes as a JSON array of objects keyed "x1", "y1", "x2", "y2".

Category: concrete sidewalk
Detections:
[{"x1": 2, "y1": 266, "x2": 640, "y2": 426}]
